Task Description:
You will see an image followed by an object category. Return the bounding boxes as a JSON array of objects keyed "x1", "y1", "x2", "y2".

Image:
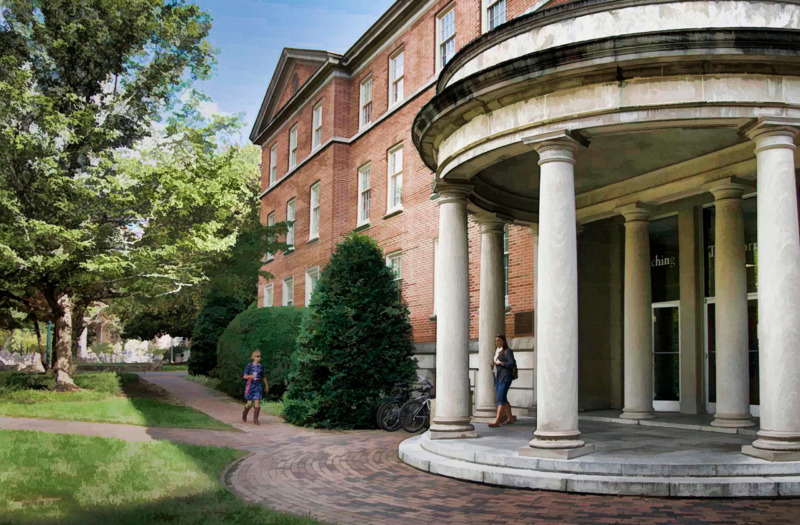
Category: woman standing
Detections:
[
  {"x1": 242, "y1": 350, "x2": 269, "y2": 425},
  {"x1": 489, "y1": 334, "x2": 516, "y2": 428}
]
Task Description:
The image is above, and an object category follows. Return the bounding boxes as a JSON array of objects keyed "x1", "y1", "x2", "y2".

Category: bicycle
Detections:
[
  {"x1": 399, "y1": 380, "x2": 435, "y2": 433},
  {"x1": 376, "y1": 378, "x2": 433, "y2": 431}
]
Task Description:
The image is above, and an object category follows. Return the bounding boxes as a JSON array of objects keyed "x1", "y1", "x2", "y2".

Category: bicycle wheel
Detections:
[
  {"x1": 400, "y1": 400, "x2": 429, "y2": 433},
  {"x1": 380, "y1": 401, "x2": 403, "y2": 431},
  {"x1": 375, "y1": 399, "x2": 394, "y2": 429}
]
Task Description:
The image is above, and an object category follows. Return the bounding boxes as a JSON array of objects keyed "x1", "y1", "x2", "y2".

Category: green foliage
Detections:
[
  {"x1": 283, "y1": 234, "x2": 417, "y2": 429},
  {"x1": 3, "y1": 370, "x2": 138, "y2": 395},
  {"x1": 216, "y1": 307, "x2": 307, "y2": 401},
  {"x1": 3, "y1": 372, "x2": 55, "y2": 391},
  {"x1": 187, "y1": 292, "x2": 246, "y2": 376}
]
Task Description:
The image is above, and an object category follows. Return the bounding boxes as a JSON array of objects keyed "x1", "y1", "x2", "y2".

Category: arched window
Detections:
[{"x1": 291, "y1": 74, "x2": 299, "y2": 95}]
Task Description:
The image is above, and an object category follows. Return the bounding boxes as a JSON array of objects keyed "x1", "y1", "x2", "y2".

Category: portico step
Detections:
[{"x1": 399, "y1": 434, "x2": 800, "y2": 498}]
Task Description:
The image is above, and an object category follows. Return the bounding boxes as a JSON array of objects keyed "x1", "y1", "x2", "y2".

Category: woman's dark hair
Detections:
[{"x1": 495, "y1": 334, "x2": 509, "y2": 351}]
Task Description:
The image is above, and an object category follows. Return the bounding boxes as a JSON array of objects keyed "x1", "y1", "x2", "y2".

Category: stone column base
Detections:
[
  {"x1": 742, "y1": 445, "x2": 800, "y2": 462},
  {"x1": 620, "y1": 408, "x2": 656, "y2": 420},
  {"x1": 471, "y1": 406, "x2": 498, "y2": 423},
  {"x1": 711, "y1": 413, "x2": 756, "y2": 428},
  {"x1": 429, "y1": 428, "x2": 479, "y2": 440},
  {"x1": 519, "y1": 443, "x2": 595, "y2": 460}
]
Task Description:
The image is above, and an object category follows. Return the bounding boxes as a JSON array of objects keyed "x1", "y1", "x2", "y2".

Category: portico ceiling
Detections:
[{"x1": 471, "y1": 127, "x2": 746, "y2": 217}]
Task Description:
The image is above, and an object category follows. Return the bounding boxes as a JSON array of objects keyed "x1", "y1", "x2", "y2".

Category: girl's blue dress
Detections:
[{"x1": 243, "y1": 363, "x2": 264, "y2": 401}]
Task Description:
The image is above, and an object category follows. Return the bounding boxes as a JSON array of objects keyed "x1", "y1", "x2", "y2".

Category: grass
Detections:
[
  {"x1": 184, "y1": 375, "x2": 285, "y2": 418},
  {"x1": 0, "y1": 372, "x2": 231, "y2": 431},
  {"x1": 162, "y1": 364, "x2": 188, "y2": 372},
  {"x1": 0, "y1": 429, "x2": 320, "y2": 525}
]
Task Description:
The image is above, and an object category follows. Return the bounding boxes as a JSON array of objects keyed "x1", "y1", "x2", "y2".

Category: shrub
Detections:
[
  {"x1": 187, "y1": 292, "x2": 248, "y2": 376},
  {"x1": 283, "y1": 233, "x2": 417, "y2": 429},
  {"x1": 216, "y1": 307, "x2": 306, "y2": 401},
  {"x1": 2, "y1": 371, "x2": 136, "y2": 395},
  {"x1": 4, "y1": 372, "x2": 55, "y2": 391}
]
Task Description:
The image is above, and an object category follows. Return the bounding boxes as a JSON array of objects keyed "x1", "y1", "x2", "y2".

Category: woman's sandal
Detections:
[{"x1": 488, "y1": 422, "x2": 502, "y2": 427}]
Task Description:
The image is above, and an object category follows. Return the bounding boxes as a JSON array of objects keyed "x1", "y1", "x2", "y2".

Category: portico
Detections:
[{"x1": 405, "y1": 0, "x2": 800, "y2": 495}]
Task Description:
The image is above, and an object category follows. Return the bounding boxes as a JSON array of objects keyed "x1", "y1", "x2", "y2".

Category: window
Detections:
[
  {"x1": 282, "y1": 276, "x2": 294, "y2": 306},
  {"x1": 309, "y1": 181, "x2": 320, "y2": 239},
  {"x1": 389, "y1": 50, "x2": 404, "y2": 106},
  {"x1": 262, "y1": 283, "x2": 274, "y2": 308},
  {"x1": 360, "y1": 77, "x2": 373, "y2": 128},
  {"x1": 291, "y1": 74, "x2": 299, "y2": 95},
  {"x1": 387, "y1": 145, "x2": 403, "y2": 212},
  {"x1": 269, "y1": 144, "x2": 278, "y2": 186},
  {"x1": 305, "y1": 267, "x2": 320, "y2": 305},
  {"x1": 503, "y1": 225, "x2": 509, "y2": 307},
  {"x1": 289, "y1": 124, "x2": 298, "y2": 168},
  {"x1": 286, "y1": 198, "x2": 295, "y2": 249},
  {"x1": 387, "y1": 251, "x2": 402, "y2": 282},
  {"x1": 486, "y1": 0, "x2": 506, "y2": 32},
  {"x1": 266, "y1": 211, "x2": 275, "y2": 262},
  {"x1": 357, "y1": 163, "x2": 371, "y2": 226},
  {"x1": 312, "y1": 103, "x2": 322, "y2": 149},
  {"x1": 437, "y1": 6, "x2": 456, "y2": 70}
]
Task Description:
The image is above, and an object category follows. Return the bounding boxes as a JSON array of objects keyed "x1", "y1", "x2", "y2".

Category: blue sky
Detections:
[{"x1": 192, "y1": 0, "x2": 396, "y2": 143}]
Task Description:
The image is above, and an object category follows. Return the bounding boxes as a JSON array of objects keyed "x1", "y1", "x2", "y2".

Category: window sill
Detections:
[
  {"x1": 429, "y1": 314, "x2": 437, "y2": 322},
  {"x1": 285, "y1": 247, "x2": 294, "y2": 255},
  {"x1": 307, "y1": 237, "x2": 319, "y2": 245},
  {"x1": 354, "y1": 222, "x2": 370, "y2": 233},
  {"x1": 505, "y1": 305, "x2": 512, "y2": 315},
  {"x1": 383, "y1": 209, "x2": 403, "y2": 220}
]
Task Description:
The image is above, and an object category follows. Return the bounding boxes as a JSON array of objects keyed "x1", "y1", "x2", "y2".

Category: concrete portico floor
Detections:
[{"x1": 399, "y1": 416, "x2": 800, "y2": 498}]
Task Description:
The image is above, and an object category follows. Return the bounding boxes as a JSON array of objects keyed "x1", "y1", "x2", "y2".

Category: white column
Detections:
[
  {"x1": 743, "y1": 120, "x2": 800, "y2": 460},
  {"x1": 473, "y1": 216, "x2": 506, "y2": 422},
  {"x1": 708, "y1": 180, "x2": 755, "y2": 428},
  {"x1": 529, "y1": 223, "x2": 539, "y2": 416},
  {"x1": 520, "y1": 136, "x2": 593, "y2": 459},
  {"x1": 430, "y1": 183, "x2": 478, "y2": 439},
  {"x1": 619, "y1": 204, "x2": 656, "y2": 420}
]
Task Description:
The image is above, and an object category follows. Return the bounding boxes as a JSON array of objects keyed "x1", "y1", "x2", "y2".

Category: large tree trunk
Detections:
[{"x1": 53, "y1": 294, "x2": 79, "y2": 391}]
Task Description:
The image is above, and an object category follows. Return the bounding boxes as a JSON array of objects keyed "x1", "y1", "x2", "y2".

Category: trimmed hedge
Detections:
[
  {"x1": 188, "y1": 293, "x2": 248, "y2": 377},
  {"x1": 283, "y1": 234, "x2": 417, "y2": 429},
  {"x1": 215, "y1": 306, "x2": 307, "y2": 401}
]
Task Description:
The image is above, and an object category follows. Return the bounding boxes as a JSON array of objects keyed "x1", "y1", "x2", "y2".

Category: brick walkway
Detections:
[{"x1": 3, "y1": 374, "x2": 800, "y2": 524}]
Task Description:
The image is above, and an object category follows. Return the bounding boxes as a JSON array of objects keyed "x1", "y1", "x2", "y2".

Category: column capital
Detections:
[
  {"x1": 743, "y1": 117, "x2": 800, "y2": 152},
  {"x1": 434, "y1": 181, "x2": 474, "y2": 205},
  {"x1": 615, "y1": 202, "x2": 656, "y2": 223},
  {"x1": 474, "y1": 214, "x2": 506, "y2": 234},
  {"x1": 522, "y1": 130, "x2": 589, "y2": 166},
  {"x1": 704, "y1": 177, "x2": 755, "y2": 201}
]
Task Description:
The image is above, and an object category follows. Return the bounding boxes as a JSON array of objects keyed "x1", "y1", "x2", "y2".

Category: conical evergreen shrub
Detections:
[{"x1": 283, "y1": 233, "x2": 417, "y2": 428}]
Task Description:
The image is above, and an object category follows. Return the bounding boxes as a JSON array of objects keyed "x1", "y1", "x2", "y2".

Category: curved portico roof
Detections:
[{"x1": 413, "y1": 0, "x2": 800, "y2": 223}]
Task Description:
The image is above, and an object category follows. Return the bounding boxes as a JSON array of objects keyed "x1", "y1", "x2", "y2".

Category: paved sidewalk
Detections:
[{"x1": 3, "y1": 374, "x2": 800, "y2": 524}]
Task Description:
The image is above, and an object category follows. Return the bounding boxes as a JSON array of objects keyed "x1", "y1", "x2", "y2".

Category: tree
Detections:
[
  {"x1": 283, "y1": 234, "x2": 417, "y2": 429},
  {"x1": 0, "y1": 1, "x2": 284, "y2": 388}
]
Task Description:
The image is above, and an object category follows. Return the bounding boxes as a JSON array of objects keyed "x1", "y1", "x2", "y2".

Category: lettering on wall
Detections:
[
  {"x1": 651, "y1": 255, "x2": 677, "y2": 269},
  {"x1": 707, "y1": 242, "x2": 758, "y2": 259}
]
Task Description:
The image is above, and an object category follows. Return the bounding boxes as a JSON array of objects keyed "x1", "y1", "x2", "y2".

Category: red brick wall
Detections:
[{"x1": 258, "y1": 0, "x2": 542, "y2": 344}]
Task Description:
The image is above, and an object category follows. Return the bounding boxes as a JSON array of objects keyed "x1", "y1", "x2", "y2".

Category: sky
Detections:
[{"x1": 192, "y1": 0, "x2": 396, "y2": 144}]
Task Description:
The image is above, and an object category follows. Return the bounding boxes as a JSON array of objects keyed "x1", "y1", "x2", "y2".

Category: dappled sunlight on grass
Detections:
[{"x1": 0, "y1": 430, "x2": 319, "y2": 524}]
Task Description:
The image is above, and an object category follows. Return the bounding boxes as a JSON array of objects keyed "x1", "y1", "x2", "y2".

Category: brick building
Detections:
[{"x1": 250, "y1": 0, "x2": 543, "y2": 414}]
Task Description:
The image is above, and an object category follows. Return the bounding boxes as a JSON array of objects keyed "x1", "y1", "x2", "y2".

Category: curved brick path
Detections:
[{"x1": 3, "y1": 373, "x2": 800, "y2": 524}]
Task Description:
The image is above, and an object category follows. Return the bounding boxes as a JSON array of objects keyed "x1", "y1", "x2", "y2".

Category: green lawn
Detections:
[
  {"x1": 0, "y1": 372, "x2": 231, "y2": 430},
  {"x1": 0, "y1": 429, "x2": 320, "y2": 525},
  {"x1": 185, "y1": 375, "x2": 284, "y2": 417}
]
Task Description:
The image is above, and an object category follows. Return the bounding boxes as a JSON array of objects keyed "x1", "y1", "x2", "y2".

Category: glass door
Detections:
[{"x1": 653, "y1": 302, "x2": 680, "y2": 412}]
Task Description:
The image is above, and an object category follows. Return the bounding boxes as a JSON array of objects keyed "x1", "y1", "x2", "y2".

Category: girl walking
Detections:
[
  {"x1": 489, "y1": 334, "x2": 517, "y2": 428},
  {"x1": 242, "y1": 350, "x2": 269, "y2": 425}
]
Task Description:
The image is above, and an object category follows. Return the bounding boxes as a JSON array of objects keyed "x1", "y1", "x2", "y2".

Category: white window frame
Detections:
[
  {"x1": 269, "y1": 143, "x2": 278, "y2": 186},
  {"x1": 389, "y1": 49, "x2": 404, "y2": 106},
  {"x1": 305, "y1": 266, "x2": 320, "y2": 305},
  {"x1": 387, "y1": 145, "x2": 403, "y2": 213},
  {"x1": 286, "y1": 198, "x2": 295, "y2": 249},
  {"x1": 289, "y1": 124, "x2": 298, "y2": 168},
  {"x1": 483, "y1": 0, "x2": 507, "y2": 33},
  {"x1": 266, "y1": 211, "x2": 275, "y2": 262},
  {"x1": 312, "y1": 102, "x2": 322, "y2": 150},
  {"x1": 386, "y1": 251, "x2": 402, "y2": 282},
  {"x1": 359, "y1": 76, "x2": 373, "y2": 129},
  {"x1": 282, "y1": 276, "x2": 294, "y2": 306},
  {"x1": 262, "y1": 283, "x2": 274, "y2": 308},
  {"x1": 309, "y1": 181, "x2": 320, "y2": 240},
  {"x1": 357, "y1": 163, "x2": 371, "y2": 227},
  {"x1": 436, "y1": 5, "x2": 456, "y2": 72}
]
